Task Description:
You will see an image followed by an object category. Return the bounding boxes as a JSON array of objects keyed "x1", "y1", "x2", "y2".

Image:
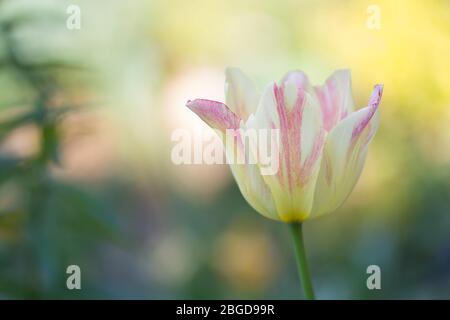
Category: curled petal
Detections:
[
  {"x1": 351, "y1": 84, "x2": 383, "y2": 142},
  {"x1": 186, "y1": 99, "x2": 240, "y2": 132},
  {"x1": 187, "y1": 98, "x2": 278, "y2": 219},
  {"x1": 311, "y1": 85, "x2": 383, "y2": 217}
]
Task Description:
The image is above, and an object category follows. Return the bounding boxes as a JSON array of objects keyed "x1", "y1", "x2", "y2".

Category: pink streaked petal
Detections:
[
  {"x1": 252, "y1": 80, "x2": 325, "y2": 220},
  {"x1": 259, "y1": 82, "x2": 324, "y2": 190},
  {"x1": 273, "y1": 82, "x2": 301, "y2": 191},
  {"x1": 314, "y1": 69, "x2": 354, "y2": 132},
  {"x1": 310, "y1": 84, "x2": 383, "y2": 218},
  {"x1": 281, "y1": 70, "x2": 311, "y2": 91},
  {"x1": 186, "y1": 99, "x2": 241, "y2": 131},
  {"x1": 351, "y1": 84, "x2": 383, "y2": 142},
  {"x1": 300, "y1": 127, "x2": 325, "y2": 185},
  {"x1": 187, "y1": 98, "x2": 278, "y2": 219}
]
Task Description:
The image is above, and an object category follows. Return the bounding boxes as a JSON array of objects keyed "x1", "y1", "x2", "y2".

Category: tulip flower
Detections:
[{"x1": 186, "y1": 68, "x2": 383, "y2": 299}]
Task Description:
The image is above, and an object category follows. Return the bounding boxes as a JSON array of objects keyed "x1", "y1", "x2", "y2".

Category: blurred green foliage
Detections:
[{"x1": 0, "y1": 0, "x2": 121, "y2": 298}]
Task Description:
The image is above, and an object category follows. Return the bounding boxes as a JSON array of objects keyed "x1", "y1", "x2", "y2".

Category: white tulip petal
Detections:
[
  {"x1": 311, "y1": 85, "x2": 383, "y2": 217},
  {"x1": 314, "y1": 69, "x2": 354, "y2": 131},
  {"x1": 251, "y1": 79, "x2": 325, "y2": 221},
  {"x1": 225, "y1": 67, "x2": 259, "y2": 120}
]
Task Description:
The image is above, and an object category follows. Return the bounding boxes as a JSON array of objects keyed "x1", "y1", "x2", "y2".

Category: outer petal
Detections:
[
  {"x1": 229, "y1": 164, "x2": 278, "y2": 220},
  {"x1": 314, "y1": 69, "x2": 354, "y2": 131},
  {"x1": 228, "y1": 116, "x2": 279, "y2": 220},
  {"x1": 310, "y1": 85, "x2": 383, "y2": 217},
  {"x1": 186, "y1": 98, "x2": 278, "y2": 219},
  {"x1": 186, "y1": 99, "x2": 240, "y2": 132},
  {"x1": 251, "y1": 79, "x2": 325, "y2": 222},
  {"x1": 225, "y1": 68, "x2": 259, "y2": 120}
]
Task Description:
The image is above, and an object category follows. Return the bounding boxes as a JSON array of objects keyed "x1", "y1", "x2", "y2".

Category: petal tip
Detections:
[
  {"x1": 225, "y1": 67, "x2": 243, "y2": 78},
  {"x1": 370, "y1": 84, "x2": 384, "y2": 108},
  {"x1": 335, "y1": 68, "x2": 351, "y2": 75},
  {"x1": 186, "y1": 98, "x2": 206, "y2": 110},
  {"x1": 185, "y1": 99, "x2": 195, "y2": 110}
]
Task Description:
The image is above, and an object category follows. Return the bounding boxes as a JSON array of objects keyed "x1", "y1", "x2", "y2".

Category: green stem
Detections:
[{"x1": 289, "y1": 222, "x2": 315, "y2": 300}]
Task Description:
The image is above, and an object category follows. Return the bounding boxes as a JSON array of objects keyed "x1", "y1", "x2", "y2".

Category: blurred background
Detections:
[{"x1": 0, "y1": 0, "x2": 449, "y2": 299}]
